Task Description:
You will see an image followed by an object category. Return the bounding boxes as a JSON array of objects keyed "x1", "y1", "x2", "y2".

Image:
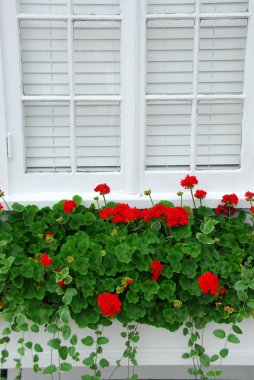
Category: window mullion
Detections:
[
  {"x1": 190, "y1": 0, "x2": 201, "y2": 172},
  {"x1": 67, "y1": 0, "x2": 76, "y2": 174}
]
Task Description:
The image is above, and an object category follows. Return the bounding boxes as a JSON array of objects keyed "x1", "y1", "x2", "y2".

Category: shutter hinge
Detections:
[{"x1": 6, "y1": 133, "x2": 12, "y2": 158}]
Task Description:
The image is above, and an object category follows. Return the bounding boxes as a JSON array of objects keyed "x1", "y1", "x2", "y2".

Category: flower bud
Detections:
[
  {"x1": 116, "y1": 286, "x2": 124, "y2": 294},
  {"x1": 0, "y1": 190, "x2": 4, "y2": 197},
  {"x1": 224, "y1": 306, "x2": 235, "y2": 314},
  {"x1": 67, "y1": 256, "x2": 75, "y2": 263},
  {"x1": 101, "y1": 250, "x2": 107, "y2": 257},
  {"x1": 177, "y1": 191, "x2": 183, "y2": 196},
  {"x1": 173, "y1": 300, "x2": 182, "y2": 309},
  {"x1": 37, "y1": 234, "x2": 43, "y2": 239},
  {"x1": 94, "y1": 196, "x2": 99, "y2": 201},
  {"x1": 111, "y1": 229, "x2": 118, "y2": 237},
  {"x1": 56, "y1": 216, "x2": 64, "y2": 224},
  {"x1": 144, "y1": 189, "x2": 152, "y2": 196}
]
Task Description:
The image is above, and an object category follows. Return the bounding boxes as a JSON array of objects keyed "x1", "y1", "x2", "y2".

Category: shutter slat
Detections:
[
  {"x1": 24, "y1": 102, "x2": 71, "y2": 172},
  {"x1": 198, "y1": 19, "x2": 247, "y2": 94},
  {"x1": 147, "y1": 0, "x2": 195, "y2": 14},
  {"x1": 201, "y1": 0, "x2": 248, "y2": 13},
  {"x1": 196, "y1": 101, "x2": 243, "y2": 170},
  {"x1": 146, "y1": 102, "x2": 192, "y2": 170},
  {"x1": 73, "y1": 0, "x2": 120, "y2": 15},
  {"x1": 74, "y1": 21, "x2": 121, "y2": 95},
  {"x1": 18, "y1": 0, "x2": 67, "y2": 14},
  {"x1": 76, "y1": 103, "x2": 120, "y2": 171},
  {"x1": 20, "y1": 20, "x2": 69, "y2": 95},
  {"x1": 147, "y1": 20, "x2": 194, "y2": 95}
]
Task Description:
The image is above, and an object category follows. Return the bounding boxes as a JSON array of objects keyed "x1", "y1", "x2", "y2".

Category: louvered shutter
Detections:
[
  {"x1": 196, "y1": 101, "x2": 243, "y2": 169},
  {"x1": 201, "y1": 0, "x2": 248, "y2": 13},
  {"x1": 147, "y1": 0, "x2": 195, "y2": 13},
  {"x1": 24, "y1": 102, "x2": 71, "y2": 172},
  {"x1": 18, "y1": 0, "x2": 67, "y2": 14},
  {"x1": 73, "y1": 0, "x2": 120, "y2": 15},
  {"x1": 146, "y1": 102, "x2": 192, "y2": 169}
]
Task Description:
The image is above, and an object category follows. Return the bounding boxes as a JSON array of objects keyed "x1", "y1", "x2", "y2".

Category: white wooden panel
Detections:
[
  {"x1": 147, "y1": 19, "x2": 194, "y2": 95},
  {"x1": 20, "y1": 20, "x2": 69, "y2": 95},
  {"x1": 18, "y1": 0, "x2": 67, "y2": 14},
  {"x1": 198, "y1": 19, "x2": 247, "y2": 94},
  {"x1": 147, "y1": 0, "x2": 195, "y2": 14},
  {"x1": 146, "y1": 101, "x2": 192, "y2": 170},
  {"x1": 76, "y1": 102, "x2": 121, "y2": 171},
  {"x1": 201, "y1": 0, "x2": 248, "y2": 13},
  {"x1": 196, "y1": 101, "x2": 243, "y2": 169},
  {"x1": 24, "y1": 102, "x2": 71, "y2": 172},
  {"x1": 73, "y1": 0, "x2": 120, "y2": 15},
  {"x1": 74, "y1": 21, "x2": 120, "y2": 95}
]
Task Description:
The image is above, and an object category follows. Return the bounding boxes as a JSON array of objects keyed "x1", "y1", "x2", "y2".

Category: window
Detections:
[{"x1": 0, "y1": 0, "x2": 254, "y2": 205}]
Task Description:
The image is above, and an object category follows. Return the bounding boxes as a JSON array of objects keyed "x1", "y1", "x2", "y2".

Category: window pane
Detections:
[
  {"x1": 201, "y1": 0, "x2": 248, "y2": 13},
  {"x1": 198, "y1": 19, "x2": 247, "y2": 94},
  {"x1": 18, "y1": 0, "x2": 67, "y2": 14},
  {"x1": 147, "y1": 0, "x2": 195, "y2": 14},
  {"x1": 196, "y1": 101, "x2": 243, "y2": 170},
  {"x1": 74, "y1": 21, "x2": 121, "y2": 95},
  {"x1": 147, "y1": 19, "x2": 194, "y2": 95},
  {"x1": 73, "y1": 0, "x2": 120, "y2": 15},
  {"x1": 24, "y1": 102, "x2": 71, "y2": 172},
  {"x1": 146, "y1": 101, "x2": 192, "y2": 170},
  {"x1": 76, "y1": 102, "x2": 121, "y2": 172},
  {"x1": 20, "y1": 20, "x2": 69, "y2": 95}
]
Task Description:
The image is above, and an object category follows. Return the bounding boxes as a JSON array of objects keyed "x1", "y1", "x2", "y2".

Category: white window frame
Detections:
[{"x1": 1, "y1": 0, "x2": 254, "y2": 208}]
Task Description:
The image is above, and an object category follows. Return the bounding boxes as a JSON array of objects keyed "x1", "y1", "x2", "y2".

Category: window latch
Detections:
[{"x1": 6, "y1": 133, "x2": 12, "y2": 158}]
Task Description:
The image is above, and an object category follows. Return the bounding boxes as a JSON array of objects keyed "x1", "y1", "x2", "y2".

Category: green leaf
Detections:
[
  {"x1": 60, "y1": 362, "x2": 72, "y2": 372},
  {"x1": 34, "y1": 344, "x2": 43, "y2": 353},
  {"x1": 115, "y1": 244, "x2": 132, "y2": 263},
  {"x1": 46, "y1": 324, "x2": 58, "y2": 334},
  {"x1": 182, "y1": 353, "x2": 190, "y2": 359},
  {"x1": 200, "y1": 219, "x2": 218, "y2": 235},
  {"x1": 70, "y1": 334, "x2": 78, "y2": 346},
  {"x1": 219, "y1": 348, "x2": 229, "y2": 358},
  {"x1": 11, "y1": 203, "x2": 25, "y2": 212},
  {"x1": 72, "y1": 195, "x2": 82, "y2": 205},
  {"x1": 63, "y1": 288, "x2": 78, "y2": 305},
  {"x1": 234, "y1": 280, "x2": 248, "y2": 291},
  {"x1": 210, "y1": 354, "x2": 219, "y2": 362},
  {"x1": 31, "y1": 324, "x2": 39, "y2": 333},
  {"x1": 81, "y1": 336, "x2": 94, "y2": 346},
  {"x1": 247, "y1": 300, "x2": 254, "y2": 309},
  {"x1": 60, "y1": 325, "x2": 72, "y2": 340},
  {"x1": 232, "y1": 325, "x2": 242, "y2": 334},
  {"x1": 97, "y1": 337, "x2": 109, "y2": 345},
  {"x1": 43, "y1": 364, "x2": 57, "y2": 375},
  {"x1": 196, "y1": 232, "x2": 214, "y2": 245},
  {"x1": 25, "y1": 341, "x2": 33, "y2": 349},
  {"x1": 33, "y1": 354, "x2": 39, "y2": 363},
  {"x1": 47, "y1": 338, "x2": 61, "y2": 349},
  {"x1": 59, "y1": 346, "x2": 68, "y2": 360},
  {"x1": 227, "y1": 334, "x2": 240, "y2": 344},
  {"x1": 213, "y1": 329, "x2": 226, "y2": 339},
  {"x1": 237, "y1": 290, "x2": 248, "y2": 301},
  {"x1": 82, "y1": 357, "x2": 94, "y2": 366},
  {"x1": 151, "y1": 221, "x2": 161, "y2": 231},
  {"x1": 200, "y1": 354, "x2": 210, "y2": 367},
  {"x1": 99, "y1": 358, "x2": 109, "y2": 368}
]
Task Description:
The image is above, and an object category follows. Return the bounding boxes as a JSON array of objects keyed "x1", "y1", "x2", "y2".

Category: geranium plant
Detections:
[{"x1": 0, "y1": 179, "x2": 254, "y2": 380}]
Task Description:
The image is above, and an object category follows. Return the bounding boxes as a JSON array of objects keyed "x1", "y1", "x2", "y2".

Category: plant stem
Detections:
[
  {"x1": 102, "y1": 194, "x2": 107, "y2": 206},
  {"x1": 190, "y1": 189, "x2": 197, "y2": 209},
  {"x1": 149, "y1": 194, "x2": 154, "y2": 206},
  {"x1": 2, "y1": 197, "x2": 11, "y2": 212}
]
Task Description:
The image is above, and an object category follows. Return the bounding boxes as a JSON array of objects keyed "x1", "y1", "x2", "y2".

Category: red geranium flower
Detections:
[
  {"x1": 180, "y1": 175, "x2": 198, "y2": 189},
  {"x1": 97, "y1": 292, "x2": 122, "y2": 318},
  {"x1": 221, "y1": 194, "x2": 238, "y2": 206},
  {"x1": 245, "y1": 191, "x2": 254, "y2": 201},
  {"x1": 94, "y1": 183, "x2": 110, "y2": 195},
  {"x1": 99, "y1": 204, "x2": 142, "y2": 224},
  {"x1": 198, "y1": 272, "x2": 220, "y2": 295},
  {"x1": 44, "y1": 232, "x2": 53, "y2": 237},
  {"x1": 194, "y1": 190, "x2": 207, "y2": 199},
  {"x1": 220, "y1": 287, "x2": 226, "y2": 294},
  {"x1": 250, "y1": 206, "x2": 254, "y2": 214},
  {"x1": 0, "y1": 203, "x2": 3, "y2": 211},
  {"x1": 62, "y1": 200, "x2": 77, "y2": 214},
  {"x1": 165, "y1": 207, "x2": 189, "y2": 227},
  {"x1": 40, "y1": 253, "x2": 53, "y2": 267},
  {"x1": 150, "y1": 260, "x2": 164, "y2": 282}
]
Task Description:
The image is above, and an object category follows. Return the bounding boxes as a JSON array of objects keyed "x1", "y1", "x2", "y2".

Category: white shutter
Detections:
[
  {"x1": 146, "y1": 101, "x2": 192, "y2": 169},
  {"x1": 20, "y1": 20, "x2": 69, "y2": 95},
  {"x1": 147, "y1": 0, "x2": 195, "y2": 14},
  {"x1": 18, "y1": 0, "x2": 67, "y2": 14},
  {"x1": 73, "y1": 0, "x2": 120, "y2": 15},
  {"x1": 24, "y1": 102, "x2": 71, "y2": 172},
  {"x1": 198, "y1": 18, "x2": 247, "y2": 94},
  {"x1": 76, "y1": 102, "x2": 121, "y2": 171},
  {"x1": 196, "y1": 101, "x2": 243, "y2": 169},
  {"x1": 74, "y1": 21, "x2": 121, "y2": 95},
  {"x1": 201, "y1": 0, "x2": 248, "y2": 13},
  {"x1": 147, "y1": 19, "x2": 194, "y2": 95}
]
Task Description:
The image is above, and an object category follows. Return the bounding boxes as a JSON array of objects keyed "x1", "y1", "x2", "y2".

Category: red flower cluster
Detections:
[
  {"x1": 180, "y1": 175, "x2": 198, "y2": 189},
  {"x1": 198, "y1": 272, "x2": 219, "y2": 295},
  {"x1": 220, "y1": 287, "x2": 226, "y2": 295},
  {"x1": 100, "y1": 204, "x2": 142, "y2": 224},
  {"x1": 97, "y1": 292, "x2": 122, "y2": 318},
  {"x1": 143, "y1": 205, "x2": 189, "y2": 227},
  {"x1": 250, "y1": 206, "x2": 254, "y2": 214},
  {"x1": 40, "y1": 253, "x2": 53, "y2": 267},
  {"x1": 94, "y1": 183, "x2": 110, "y2": 195},
  {"x1": 44, "y1": 232, "x2": 53, "y2": 237},
  {"x1": 245, "y1": 191, "x2": 254, "y2": 201},
  {"x1": 221, "y1": 194, "x2": 238, "y2": 206},
  {"x1": 194, "y1": 190, "x2": 207, "y2": 199},
  {"x1": 0, "y1": 203, "x2": 3, "y2": 211},
  {"x1": 62, "y1": 200, "x2": 77, "y2": 214},
  {"x1": 150, "y1": 260, "x2": 164, "y2": 282}
]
